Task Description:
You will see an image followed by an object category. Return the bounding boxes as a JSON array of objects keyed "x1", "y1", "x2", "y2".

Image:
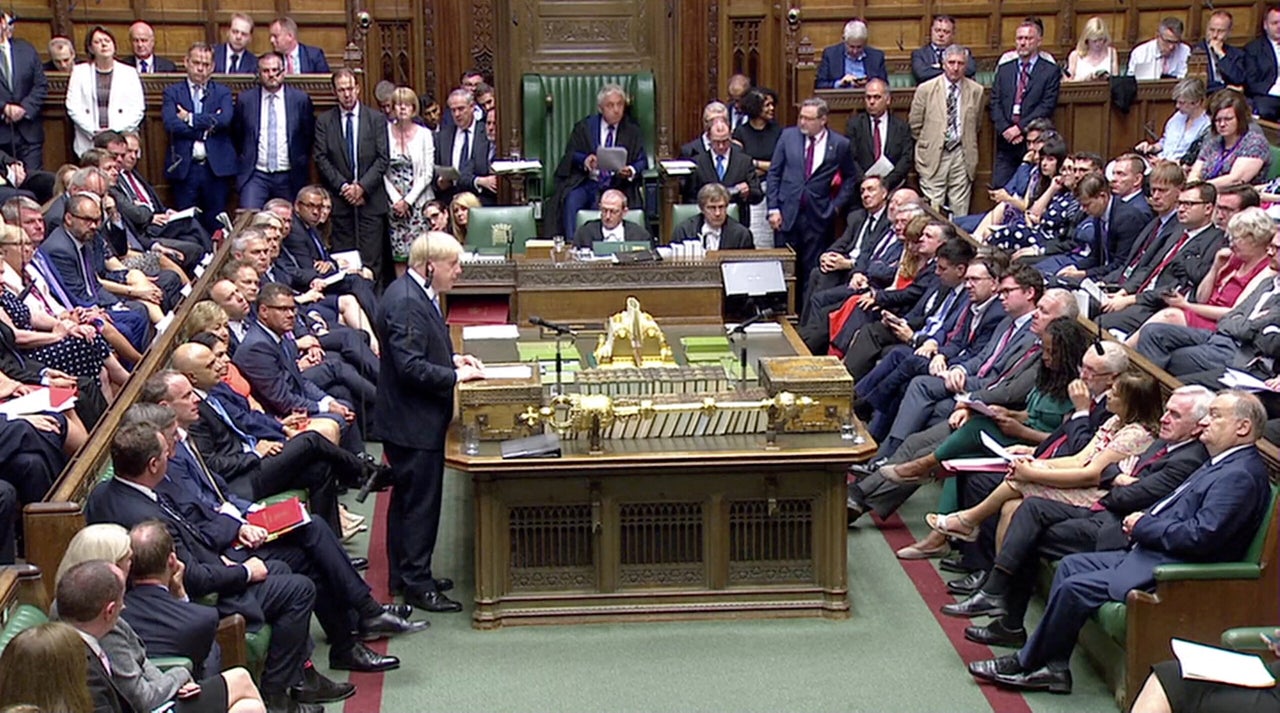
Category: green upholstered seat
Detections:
[
  {"x1": 1095, "y1": 602, "x2": 1128, "y2": 644},
  {"x1": 468, "y1": 205, "x2": 539, "y2": 254},
  {"x1": 975, "y1": 70, "x2": 997, "y2": 86},
  {"x1": 669, "y1": 203, "x2": 740, "y2": 229},
  {"x1": 151, "y1": 656, "x2": 194, "y2": 671},
  {"x1": 1268, "y1": 145, "x2": 1280, "y2": 180},
  {"x1": 887, "y1": 73, "x2": 916, "y2": 89},
  {"x1": 244, "y1": 625, "x2": 272, "y2": 681},
  {"x1": 0, "y1": 604, "x2": 48, "y2": 654},
  {"x1": 574, "y1": 209, "x2": 645, "y2": 231},
  {"x1": 521, "y1": 72, "x2": 657, "y2": 203},
  {"x1": 1222, "y1": 626, "x2": 1275, "y2": 652}
]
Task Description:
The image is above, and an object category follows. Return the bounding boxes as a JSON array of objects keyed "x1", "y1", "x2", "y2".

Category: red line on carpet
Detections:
[
  {"x1": 873, "y1": 512, "x2": 1033, "y2": 713},
  {"x1": 344, "y1": 489, "x2": 391, "y2": 713}
]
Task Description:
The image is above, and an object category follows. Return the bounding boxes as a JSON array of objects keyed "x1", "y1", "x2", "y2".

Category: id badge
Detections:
[{"x1": 1012, "y1": 103, "x2": 1021, "y2": 115}]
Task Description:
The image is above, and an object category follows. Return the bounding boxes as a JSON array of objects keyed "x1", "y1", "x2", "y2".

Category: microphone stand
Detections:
[{"x1": 553, "y1": 331, "x2": 564, "y2": 397}]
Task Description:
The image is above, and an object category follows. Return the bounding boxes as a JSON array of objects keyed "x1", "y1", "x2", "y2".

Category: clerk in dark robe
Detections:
[{"x1": 669, "y1": 184, "x2": 754, "y2": 249}]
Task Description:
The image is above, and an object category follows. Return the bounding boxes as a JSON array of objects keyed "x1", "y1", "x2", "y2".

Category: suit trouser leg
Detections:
[
  {"x1": 384, "y1": 443, "x2": 445, "y2": 596},
  {"x1": 15, "y1": 140, "x2": 43, "y2": 172},
  {"x1": 252, "y1": 432, "x2": 340, "y2": 531},
  {"x1": 843, "y1": 322, "x2": 898, "y2": 381},
  {"x1": 0, "y1": 480, "x2": 17, "y2": 564},
  {"x1": 1096, "y1": 304, "x2": 1154, "y2": 334},
  {"x1": 318, "y1": 327, "x2": 379, "y2": 381},
  {"x1": 1018, "y1": 551, "x2": 1128, "y2": 670},
  {"x1": 918, "y1": 156, "x2": 948, "y2": 213},
  {"x1": 853, "y1": 473, "x2": 922, "y2": 519},
  {"x1": 885, "y1": 375, "x2": 953, "y2": 449},
  {"x1": 945, "y1": 149, "x2": 973, "y2": 217},
  {"x1": 879, "y1": 413, "x2": 951, "y2": 462},
  {"x1": 800, "y1": 285, "x2": 856, "y2": 354},
  {"x1": 250, "y1": 563, "x2": 316, "y2": 693},
  {"x1": 992, "y1": 141, "x2": 1022, "y2": 190},
  {"x1": 562, "y1": 183, "x2": 599, "y2": 243},
  {"x1": 801, "y1": 269, "x2": 850, "y2": 324},
  {"x1": 1134, "y1": 323, "x2": 1213, "y2": 370},
  {"x1": 995, "y1": 498, "x2": 1100, "y2": 629}
]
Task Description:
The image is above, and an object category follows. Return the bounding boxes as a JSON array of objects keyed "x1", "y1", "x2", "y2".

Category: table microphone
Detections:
[
  {"x1": 727, "y1": 307, "x2": 778, "y2": 334},
  {"x1": 529, "y1": 315, "x2": 577, "y2": 336}
]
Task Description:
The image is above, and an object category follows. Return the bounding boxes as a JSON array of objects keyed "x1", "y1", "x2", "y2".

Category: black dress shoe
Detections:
[
  {"x1": 434, "y1": 577, "x2": 455, "y2": 592},
  {"x1": 328, "y1": 642, "x2": 400, "y2": 672},
  {"x1": 946, "y1": 569, "x2": 988, "y2": 596},
  {"x1": 967, "y1": 654, "x2": 1024, "y2": 682},
  {"x1": 939, "y1": 554, "x2": 975, "y2": 574},
  {"x1": 992, "y1": 666, "x2": 1073, "y2": 694},
  {"x1": 964, "y1": 620, "x2": 1027, "y2": 648},
  {"x1": 349, "y1": 557, "x2": 369, "y2": 572},
  {"x1": 847, "y1": 457, "x2": 886, "y2": 478},
  {"x1": 941, "y1": 590, "x2": 1007, "y2": 618},
  {"x1": 405, "y1": 590, "x2": 463, "y2": 613},
  {"x1": 383, "y1": 602, "x2": 413, "y2": 619},
  {"x1": 359, "y1": 611, "x2": 430, "y2": 640},
  {"x1": 290, "y1": 666, "x2": 356, "y2": 704}
]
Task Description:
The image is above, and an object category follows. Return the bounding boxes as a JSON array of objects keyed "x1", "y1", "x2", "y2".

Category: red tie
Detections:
[
  {"x1": 1013, "y1": 61, "x2": 1030, "y2": 124},
  {"x1": 124, "y1": 172, "x2": 154, "y2": 210},
  {"x1": 804, "y1": 136, "x2": 815, "y2": 179},
  {"x1": 1040, "y1": 433, "x2": 1070, "y2": 458},
  {"x1": 872, "y1": 117, "x2": 882, "y2": 161},
  {"x1": 1138, "y1": 232, "x2": 1192, "y2": 292}
]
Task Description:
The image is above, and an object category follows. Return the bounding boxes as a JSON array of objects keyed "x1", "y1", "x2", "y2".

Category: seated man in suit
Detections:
[
  {"x1": 949, "y1": 385, "x2": 1213, "y2": 648},
  {"x1": 1199, "y1": 11, "x2": 1245, "y2": 94},
  {"x1": 214, "y1": 13, "x2": 258, "y2": 74},
  {"x1": 843, "y1": 79, "x2": 914, "y2": 190},
  {"x1": 679, "y1": 101, "x2": 728, "y2": 160},
  {"x1": 549, "y1": 83, "x2": 648, "y2": 243},
  {"x1": 967, "y1": 390, "x2": 1272, "y2": 694},
  {"x1": 683, "y1": 117, "x2": 761, "y2": 218},
  {"x1": 269, "y1": 17, "x2": 329, "y2": 74},
  {"x1": 281, "y1": 185, "x2": 381, "y2": 325},
  {"x1": 1054, "y1": 154, "x2": 1153, "y2": 282},
  {"x1": 911, "y1": 15, "x2": 977, "y2": 84},
  {"x1": 670, "y1": 184, "x2": 753, "y2": 249},
  {"x1": 574, "y1": 189, "x2": 651, "y2": 248},
  {"x1": 815, "y1": 19, "x2": 888, "y2": 89},
  {"x1": 433, "y1": 88, "x2": 495, "y2": 207},
  {"x1": 1035, "y1": 174, "x2": 1150, "y2": 280},
  {"x1": 803, "y1": 176, "x2": 893, "y2": 308},
  {"x1": 124, "y1": 22, "x2": 177, "y2": 73},
  {"x1": 44, "y1": 36, "x2": 76, "y2": 72}
]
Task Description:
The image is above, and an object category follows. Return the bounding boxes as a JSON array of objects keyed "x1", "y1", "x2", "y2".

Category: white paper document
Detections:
[
  {"x1": 980, "y1": 431, "x2": 1019, "y2": 462},
  {"x1": 0, "y1": 387, "x2": 77, "y2": 416},
  {"x1": 330, "y1": 250, "x2": 362, "y2": 272},
  {"x1": 491, "y1": 159, "x2": 543, "y2": 174},
  {"x1": 166, "y1": 206, "x2": 199, "y2": 221},
  {"x1": 463, "y1": 324, "x2": 520, "y2": 341},
  {"x1": 1172, "y1": 638, "x2": 1277, "y2": 688},
  {"x1": 660, "y1": 159, "x2": 698, "y2": 175},
  {"x1": 1220, "y1": 369, "x2": 1271, "y2": 393},
  {"x1": 482, "y1": 365, "x2": 534, "y2": 380},
  {"x1": 596, "y1": 146, "x2": 628, "y2": 172},
  {"x1": 941, "y1": 457, "x2": 1008, "y2": 472},
  {"x1": 864, "y1": 155, "x2": 895, "y2": 177}
]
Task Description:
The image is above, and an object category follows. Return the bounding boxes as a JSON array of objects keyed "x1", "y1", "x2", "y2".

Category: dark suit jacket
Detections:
[
  {"x1": 38, "y1": 227, "x2": 124, "y2": 307},
  {"x1": 314, "y1": 103, "x2": 390, "y2": 216},
  {"x1": 85, "y1": 641, "x2": 135, "y2": 713},
  {"x1": 573, "y1": 219, "x2": 652, "y2": 249},
  {"x1": 213, "y1": 44, "x2": 257, "y2": 74},
  {"x1": 547, "y1": 113, "x2": 648, "y2": 232},
  {"x1": 1034, "y1": 396, "x2": 1111, "y2": 459},
  {"x1": 938, "y1": 299, "x2": 1006, "y2": 362},
  {"x1": 875, "y1": 262, "x2": 939, "y2": 315},
  {"x1": 901, "y1": 283, "x2": 968, "y2": 337},
  {"x1": 1084, "y1": 194, "x2": 1155, "y2": 280},
  {"x1": 989, "y1": 56, "x2": 1061, "y2": 142},
  {"x1": 210, "y1": 381, "x2": 288, "y2": 440},
  {"x1": 765, "y1": 127, "x2": 860, "y2": 231},
  {"x1": 291, "y1": 43, "x2": 330, "y2": 74},
  {"x1": 1197, "y1": 40, "x2": 1244, "y2": 93},
  {"x1": 1244, "y1": 36, "x2": 1280, "y2": 101},
  {"x1": 233, "y1": 320, "x2": 332, "y2": 416},
  {"x1": 123, "y1": 55, "x2": 177, "y2": 72},
  {"x1": 685, "y1": 146, "x2": 762, "y2": 217},
  {"x1": 1132, "y1": 225, "x2": 1225, "y2": 304},
  {"x1": 834, "y1": 207, "x2": 896, "y2": 285},
  {"x1": 910, "y1": 44, "x2": 977, "y2": 83},
  {"x1": 1105, "y1": 213, "x2": 1178, "y2": 287},
  {"x1": 678, "y1": 135, "x2": 707, "y2": 160},
  {"x1": 1093, "y1": 439, "x2": 1209, "y2": 550},
  {"x1": 232, "y1": 86, "x2": 315, "y2": 192},
  {"x1": 434, "y1": 121, "x2": 494, "y2": 202},
  {"x1": 283, "y1": 215, "x2": 331, "y2": 276},
  {"x1": 815, "y1": 44, "x2": 888, "y2": 88},
  {"x1": 956, "y1": 314, "x2": 1036, "y2": 382},
  {"x1": 0, "y1": 39, "x2": 46, "y2": 145},
  {"x1": 162, "y1": 79, "x2": 237, "y2": 179},
  {"x1": 122, "y1": 584, "x2": 220, "y2": 674},
  {"x1": 669, "y1": 215, "x2": 754, "y2": 249},
  {"x1": 843, "y1": 112, "x2": 915, "y2": 189},
  {"x1": 190, "y1": 396, "x2": 269, "y2": 483},
  {"x1": 373, "y1": 273, "x2": 456, "y2": 449}
]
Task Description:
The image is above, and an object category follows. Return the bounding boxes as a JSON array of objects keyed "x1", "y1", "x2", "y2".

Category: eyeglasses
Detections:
[
  {"x1": 0, "y1": 241, "x2": 31, "y2": 246},
  {"x1": 996, "y1": 286, "x2": 1023, "y2": 295},
  {"x1": 261, "y1": 303, "x2": 296, "y2": 312},
  {"x1": 1177, "y1": 200, "x2": 1209, "y2": 206}
]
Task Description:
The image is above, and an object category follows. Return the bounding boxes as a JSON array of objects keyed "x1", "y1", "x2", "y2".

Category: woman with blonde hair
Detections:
[
  {"x1": 449, "y1": 190, "x2": 481, "y2": 245},
  {"x1": 385, "y1": 86, "x2": 435, "y2": 277},
  {"x1": 0, "y1": 621, "x2": 93, "y2": 713},
  {"x1": 55, "y1": 524, "x2": 266, "y2": 713},
  {"x1": 1067, "y1": 17, "x2": 1117, "y2": 81}
]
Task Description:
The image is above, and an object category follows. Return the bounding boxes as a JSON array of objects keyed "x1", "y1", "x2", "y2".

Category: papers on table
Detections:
[
  {"x1": 0, "y1": 386, "x2": 78, "y2": 416},
  {"x1": 1172, "y1": 638, "x2": 1277, "y2": 688},
  {"x1": 1220, "y1": 368, "x2": 1272, "y2": 393},
  {"x1": 723, "y1": 321, "x2": 783, "y2": 335},
  {"x1": 482, "y1": 365, "x2": 534, "y2": 380},
  {"x1": 491, "y1": 159, "x2": 543, "y2": 174},
  {"x1": 659, "y1": 159, "x2": 698, "y2": 175},
  {"x1": 980, "y1": 431, "x2": 1020, "y2": 462},
  {"x1": 864, "y1": 154, "x2": 895, "y2": 178},
  {"x1": 596, "y1": 146, "x2": 628, "y2": 172},
  {"x1": 463, "y1": 324, "x2": 520, "y2": 341},
  {"x1": 330, "y1": 250, "x2": 362, "y2": 272}
]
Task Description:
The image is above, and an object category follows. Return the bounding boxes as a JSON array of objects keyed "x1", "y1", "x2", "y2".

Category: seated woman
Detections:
[
  {"x1": 974, "y1": 135, "x2": 1068, "y2": 245},
  {"x1": 926, "y1": 372, "x2": 1162, "y2": 544},
  {"x1": 1132, "y1": 632, "x2": 1280, "y2": 713},
  {"x1": 54, "y1": 523, "x2": 265, "y2": 713},
  {"x1": 880, "y1": 317, "x2": 1092, "y2": 485},
  {"x1": 423, "y1": 199, "x2": 450, "y2": 233},
  {"x1": 1065, "y1": 17, "x2": 1118, "y2": 82},
  {"x1": 1135, "y1": 78, "x2": 1211, "y2": 165},
  {"x1": 1126, "y1": 206, "x2": 1274, "y2": 344},
  {"x1": 450, "y1": 191, "x2": 481, "y2": 245},
  {"x1": 1188, "y1": 89, "x2": 1270, "y2": 186},
  {"x1": 0, "y1": 621, "x2": 94, "y2": 711}
]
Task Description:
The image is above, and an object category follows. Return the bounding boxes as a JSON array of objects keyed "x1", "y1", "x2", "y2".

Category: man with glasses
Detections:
[
  {"x1": 280, "y1": 185, "x2": 380, "y2": 325},
  {"x1": 1126, "y1": 17, "x2": 1190, "y2": 79},
  {"x1": 233, "y1": 51, "x2": 315, "y2": 209},
  {"x1": 573, "y1": 189, "x2": 650, "y2": 248},
  {"x1": 1210, "y1": 183, "x2": 1259, "y2": 229}
]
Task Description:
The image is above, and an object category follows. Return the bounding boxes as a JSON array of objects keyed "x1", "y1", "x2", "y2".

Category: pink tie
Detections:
[{"x1": 804, "y1": 137, "x2": 815, "y2": 179}]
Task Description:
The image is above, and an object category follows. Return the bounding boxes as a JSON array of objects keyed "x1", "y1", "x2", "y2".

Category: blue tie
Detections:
[
  {"x1": 345, "y1": 111, "x2": 357, "y2": 175},
  {"x1": 203, "y1": 394, "x2": 258, "y2": 449},
  {"x1": 921, "y1": 289, "x2": 960, "y2": 339},
  {"x1": 192, "y1": 85, "x2": 203, "y2": 114},
  {"x1": 266, "y1": 93, "x2": 280, "y2": 172},
  {"x1": 307, "y1": 227, "x2": 329, "y2": 261},
  {"x1": 715, "y1": 154, "x2": 726, "y2": 180}
]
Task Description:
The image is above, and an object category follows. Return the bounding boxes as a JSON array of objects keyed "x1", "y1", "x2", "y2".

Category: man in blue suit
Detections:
[
  {"x1": 163, "y1": 43, "x2": 236, "y2": 236},
  {"x1": 269, "y1": 17, "x2": 329, "y2": 74},
  {"x1": 0, "y1": 12, "x2": 48, "y2": 170},
  {"x1": 989, "y1": 19, "x2": 1061, "y2": 187},
  {"x1": 233, "y1": 52, "x2": 314, "y2": 209},
  {"x1": 1199, "y1": 11, "x2": 1244, "y2": 94},
  {"x1": 766, "y1": 96, "x2": 860, "y2": 301},
  {"x1": 815, "y1": 19, "x2": 888, "y2": 89},
  {"x1": 213, "y1": 13, "x2": 257, "y2": 74},
  {"x1": 1244, "y1": 7, "x2": 1280, "y2": 120},
  {"x1": 968, "y1": 390, "x2": 1273, "y2": 694},
  {"x1": 375, "y1": 232, "x2": 483, "y2": 613}
]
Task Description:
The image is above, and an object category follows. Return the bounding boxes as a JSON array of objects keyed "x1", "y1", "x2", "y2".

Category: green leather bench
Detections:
[{"x1": 0, "y1": 602, "x2": 192, "y2": 671}]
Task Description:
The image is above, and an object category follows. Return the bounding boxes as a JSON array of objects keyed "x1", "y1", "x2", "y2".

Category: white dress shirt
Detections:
[
  {"x1": 1126, "y1": 38, "x2": 1190, "y2": 78},
  {"x1": 254, "y1": 88, "x2": 290, "y2": 172}
]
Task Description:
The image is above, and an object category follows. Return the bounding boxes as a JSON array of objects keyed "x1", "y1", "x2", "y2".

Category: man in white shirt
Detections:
[
  {"x1": 1126, "y1": 17, "x2": 1190, "y2": 79},
  {"x1": 573, "y1": 189, "x2": 651, "y2": 248}
]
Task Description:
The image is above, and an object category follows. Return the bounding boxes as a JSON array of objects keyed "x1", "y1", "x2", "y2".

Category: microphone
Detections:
[
  {"x1": 1094, "y1": 320, "x2": 1105, "y2": 356},
  {"x1": 529, "y1": 315, "x2": 576, "y2": 336},
  {"x1": 727, "y1": 307, "x2": 778, "y2": 334}
]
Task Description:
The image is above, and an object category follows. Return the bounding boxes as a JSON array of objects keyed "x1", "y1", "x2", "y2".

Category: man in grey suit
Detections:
[{"x1": 314, "y1": 69, "x2": 390, "y2": 281}]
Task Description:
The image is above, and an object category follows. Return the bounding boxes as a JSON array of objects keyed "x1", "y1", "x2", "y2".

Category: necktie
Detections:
[
  {"x1": 1013, "y1": 61, "x2": 1030, "y2": 123},
  {"x1": 156, "y1": 490, "x2": 215, "y2": 549},
  {"x1": 600, "y1": 125, "x2": 616, "y2": 183},
  {"x1": 804, "y1": 136, "x2": 815, "y2": 178},
  {"x1": 125, "y1": 172, "x2": 154, "y2": 210},
  {"x1": 0, "y1": 47, "x2": 11, "y2": 91},
  {"x1": 934, "y1": 46, "x2": 942, "y2": 66},
  {"x1": 79, "y1": 244, "x2": 99, "y2": 298},
  {"x1": 192, "y1": 85, "x2": 203, "y2": 114},
  {"x1": 229, "y1": 52, "x2": 240, "y2": 73},
  {"x1": 345, "y1": 111, "x2": 357, "y2": 175},
  {"x1": 139, "y1": 59, "x2": 149, "y2": 74},
  {"x1": 459, "y1": 128, "x2": 470, "y2": 166},
  {"x1": 1138, "y1": 231, "x2": 1191, "y2": 292},
  {"x1": 989, "y1": 345, "x2": 1041, "y2": 386},
  {"x1": 606, "y1": 124, "x2": 616, "y2": 148},
  {"x1": 945, "y1": 83, "x2": 960, "y2": 151},
  {"x1": 868, "y1": 227, "x2": 894, "y2": 262},
  {"x1": 977, "y1": 322, "x2": 1017, "y2": 378},
  {"x1": 872, "y1": 117, "x2": 882, "y2": 161},
  {"x1": 31, "y1": 255, "x2": 73, "y2": 309},
  {"x1": 431, "y1": 294, "x2": 442, "y2": 316},
  {"x1": 306, "y1": 227, "x2": 329, "y2": 261},
  {"x1": 286, "y1": 53, "x2": 296, "y2": 74},
  {"x1": 715, "y1": 154, "x2": 726, "y2": 180},
  {"x1": 1039, "y1": 432, "x2": 1071, "y2": 458},
  {"x1": 204, "y1": 394, "x2": 259, "y2": 450},
  {"x1": 180, "y1": 440, "x2": 228, "y2": 506},
  {"x1": 921, "y1": 289, "x2": 959, "y2": 339},
  {"x1": 267, "y1": 93, "x2": 280, "y2": 171}
]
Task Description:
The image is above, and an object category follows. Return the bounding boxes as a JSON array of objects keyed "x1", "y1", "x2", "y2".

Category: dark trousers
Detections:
[
  {"x1": 1253, "y1": 95, "x2": 1280, "y2": 122},
  {"x1": 777, "y1": 209, "x2": 830, "y2": 307},
  {"x1": 1018, "y1": 551, "x2": 1129, "y2": 670},
  {"x1": 328, "y1": 207, "x2": 389, "y2": 286},
  {"x1": 318, "y1": 327, "x2": 379, "y2": 382},
  {"x1": 225, "y1": 432, "x2": 346, "y2": 531},
  {"x1": 800, "y1": 268, "x2": 851, "y2": 323},
  {"x1": 303, "y1": 355, "x2": 376, "y2": 435},
  {"x1": 799, "y1": 283, "x2": 856, "y2": 354},
  {"x1": 327, "y1": 275, "x2": 381, "y2": 329},
  {"x1": 842, "y1": 321, "x2": 904, "y2": 381},
  {"x1": 858, "y1": 347, "x2": 929, "y2": 441},
  {"x1": 0, "y1": 480, "x2": 17, "y2": 564},
  {"x1": 1135, "y1": 324, "x2": 1237, "y2": 377},
  {"x1": 992, "y1": 139, "x2": 1024, "y2": 189},
  {"x1": 239, "y1": 170, "x2": 294, "y2": 210},
  {"x1": 172, "y1": 161, "x2": 231, "y2": 236},
  {"x1": 562, "y1": 182, "x2": 604, "y2": 242},
  {"x1": 384, "y1": 443, "x2": 446, "y2": 596},
  {"x1": 956, "y1": 470, "x2": 1005, "y2": 572},
  {"x1": 106, "y1": 300, "x2": 154, "y2": 352},
  {"x1": 230, "y1": 561, "x2": 315, "y2": 694}
]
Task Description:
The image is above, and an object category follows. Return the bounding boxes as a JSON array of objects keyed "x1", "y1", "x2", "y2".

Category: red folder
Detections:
[{"x1": 246, "y1": 497, "x2": 309, "y2": 541}]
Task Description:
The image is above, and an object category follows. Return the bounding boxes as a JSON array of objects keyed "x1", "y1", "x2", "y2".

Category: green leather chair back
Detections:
[
  {"x1": 887, "y1": 73, "x2": 916, "y2": 89},
  {"x1": 574, "y1": 209, "x2": 646, "y2": 231},
  {"x1": 522, "y1": 72, "x2": 657, "y2": 200},
  {"x1": 1267, "y1": 145, "x2": 1280, "y2": 181},
  {"x1": 468, "y1": 205, "x2": 539, "y2": 254},
  {"x1": 669, "y1": 203, "x2": 740, "y2": 228},
  {"x1": 0, "y1": 604, "x2": 47, "y2": 655},
  {"x1": 1242, "y1": 483, "x2": 1280, "y2": 563}
]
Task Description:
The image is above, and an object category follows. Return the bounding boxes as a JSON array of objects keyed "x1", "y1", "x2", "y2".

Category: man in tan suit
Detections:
[{"x1": 910, "y1": 45, "x2": 984, "y2": 217}]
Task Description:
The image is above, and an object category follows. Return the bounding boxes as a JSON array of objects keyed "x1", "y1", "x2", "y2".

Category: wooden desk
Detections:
[
  {"x1": 447, "y1": 249, "x2": 797, "y2": 324},
  {"x1": 450, "y1": 321, "x2": 870, "y2": 627}
]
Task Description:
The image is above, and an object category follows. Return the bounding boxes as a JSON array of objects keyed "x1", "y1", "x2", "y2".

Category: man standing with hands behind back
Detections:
[{"x1": 376, "y1": 232, "x2": 483, "y2": 613}]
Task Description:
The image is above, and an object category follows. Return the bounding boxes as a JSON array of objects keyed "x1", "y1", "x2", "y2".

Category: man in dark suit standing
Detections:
[
  {"x1": 433, "y1": 87, "x2": 495, "y2": 206},
  {"x1": 314, "y1": 69, "x2": 390, "y2": 281},
  {"x1": 123, "y1": 22, "x2": 176, "y2": 73},
  {"x1": 670, "y1": 183, "x2": 753, "y2": 249},
  {"x1": 1199, "y1": 11, "x2": 1244, "y2": 94},
  {"x1": 766, "y1": 96, "x2": 860, "y2": 301},
  {"x1": 233, "y1": 52, "x2": 314, "y2": 209},
  {"x1": 968, "y1": 390, "x2": 1272, "y2": 694},
  {"x1": 684, "y1": 117, "x2": 761, "y2": 218},
  {"x1": 163, "y1": 43, "x2": 236, "y2": 236},
  {"x1": 0, "y1": 12, "x2": 47, "y2": 171},
  {"x1": 989, "y1": 19, "x2": 1061, "y2": 187},
  {"x1": 814, "y1": 19, "x2": 888, "y2": 89},
  {"x1": 574, "y1": 189, "x2": 651, "y2": 248},
  {"x1": 270, "y1": 17, "x2": 329, "y2": 74},
  {"x1": 214, "y1": 13, "x2": 258, "y2": 74},
  {"x1": 375, "y1": 232, "x2": 484, "y2": 613},
  {"x1": 843, "y1": 78, "x2": 914, "y2": 190},
  {"x1": 911, "y1": 15, "x2": 977, "y2": 84},
  {"x1": 1244, "y1": 7, "x2": 1280, "y2": 120}
]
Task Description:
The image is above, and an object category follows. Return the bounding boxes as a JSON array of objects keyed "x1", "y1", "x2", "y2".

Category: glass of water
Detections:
[{"x1": 462, "y1": 424, "x2": 481, "y2": 455}]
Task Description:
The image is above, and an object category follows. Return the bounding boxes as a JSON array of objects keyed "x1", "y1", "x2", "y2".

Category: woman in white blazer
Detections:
[
  {"x1": 65, "y1": 26, "x2": 145, "y2": 157},
  {"x1": 384, "y1": 86, "x2": 435, "y2": 277}
]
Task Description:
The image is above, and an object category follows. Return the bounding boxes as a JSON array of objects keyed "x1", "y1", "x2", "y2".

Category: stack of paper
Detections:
[
  {"x1": 463, "y1": 324, "x2": 521, "y2": 341},
  {"x1": 1220, "y1": 369, "x2": 1272, "y2": 393},
  {"x1": 1172, "y1": 638, "x2": 1277, "y2": 688}
]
